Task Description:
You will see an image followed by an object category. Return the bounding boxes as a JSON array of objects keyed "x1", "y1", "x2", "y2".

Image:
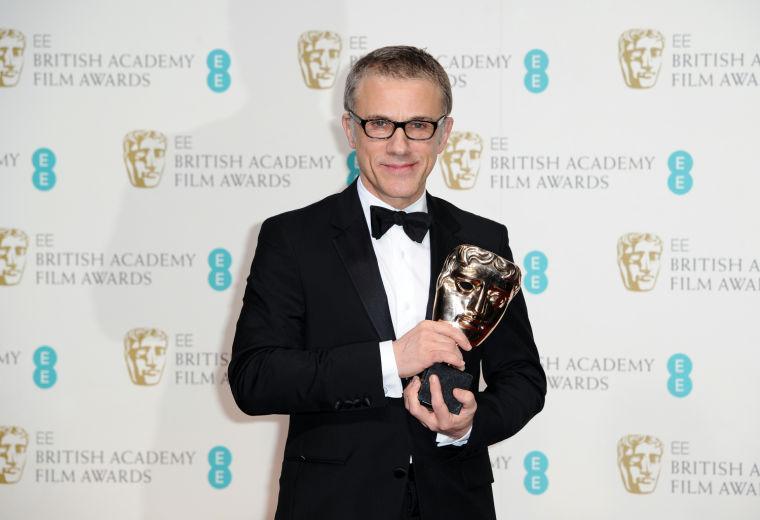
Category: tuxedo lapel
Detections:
[
  {"x1": 331, "y1": 182, "x2": 396, "y2": 341},
  {"x1": 425, "y1": 193, "x2": 461, "y2": 320}
]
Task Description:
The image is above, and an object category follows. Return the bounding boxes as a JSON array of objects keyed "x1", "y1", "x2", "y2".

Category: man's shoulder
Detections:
[
  {"x1": 262, "y1": 189, "x2": 344, "y2": 230},
  {"x1": 429, "y1": 193, "x2": 507, "y2": 235}
]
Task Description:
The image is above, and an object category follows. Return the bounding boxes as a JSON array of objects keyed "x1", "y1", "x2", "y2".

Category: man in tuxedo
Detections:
[{"x1": 229, "y1": 46, "x2": 545, "y2": 520}]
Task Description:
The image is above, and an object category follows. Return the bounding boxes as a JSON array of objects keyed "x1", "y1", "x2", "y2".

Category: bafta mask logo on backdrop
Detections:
[
  {"x1": 124, "y1": 328, "x2": 169, "y2": 386},
  {"x1": 0, "y1": 29, "x2": 25, "y2": 88},
  {"x1": 617, "y1": 435, "x2": 663, "y2": 494},
  {"x1": 297, "y1": 31, "x2": 342, "y2": 89},
  {"x1": 440, "y1": 132, "x2": 483, "y2": 190},
  {"x1": 0, "y1": 228, "x2": 28, "y2": 286},
  {"x1": 123, "y1": 130, "x2": 167, "y2": 188},
  {"x1": 617, "y1": 233, "x2": 663, "y2": 292},
  {"x1": 0, "y1": 426, "x2": 28, "y2": 484},
  {"x1": 619, "y1": 29, "x2": 665, "y2": 89}
]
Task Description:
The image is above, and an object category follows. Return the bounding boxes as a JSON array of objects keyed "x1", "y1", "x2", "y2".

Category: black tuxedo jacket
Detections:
[{"x1": 229, "y1": 181, "x2": 546, "y2": 520}]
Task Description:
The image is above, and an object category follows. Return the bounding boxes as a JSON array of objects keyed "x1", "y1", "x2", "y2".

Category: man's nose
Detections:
[
  {"x1": 386, "y1": 127, "x2": 411, "y2": 155},
  {"x1": 6, "y1": 248, "x2": 17, "y2": 266},
  {"x1": 640, "y1": 255, "x2": 651, "y2": 271},
  {"x1": 6, "y1": 449, "x2": 17, "y2": 464}
]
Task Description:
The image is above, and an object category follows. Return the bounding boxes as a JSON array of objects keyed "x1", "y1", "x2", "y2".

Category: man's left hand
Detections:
[{"x1": 403, "y1": 374, "x2": 476, "y2": 439}]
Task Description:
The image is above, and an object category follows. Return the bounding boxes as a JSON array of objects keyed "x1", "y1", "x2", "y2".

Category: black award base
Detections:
[{"x1": 417, "y1": 362, "x2": 474, "y2": 415}]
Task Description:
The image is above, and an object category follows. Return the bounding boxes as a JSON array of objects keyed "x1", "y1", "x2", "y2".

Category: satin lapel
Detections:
[
  {"x1": 331, "y1": 182, "x2": 396, "y2": 341},
  {"x1": 425, "y1": 193, "x2": 462, "y2": 319}
]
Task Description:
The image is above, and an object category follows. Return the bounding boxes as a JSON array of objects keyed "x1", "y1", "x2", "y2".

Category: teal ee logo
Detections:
[
  {"x1": 208, "y1": 248, "x2": 232, "y2": 291},
  {"x1": 667, "y1": 353, "x2": 692, "y2": 398},
  {"x1": 667, "y1": 150, "x2": 693, "y2": 195},
  {"x1": 524, "y1": 49, "x2": 549, "y2": 93},
  {"x1": 208, "y1": 445, "x2": 232, "y2": 489},
  {"x1": 207, "y1": 49, "x2": 231, "y2": 93},
  {"x1": 346, "y1": 151, "x2": 360, "y2": 185},
  {"x1": 32, "y1": 148, "x2": 56, "y2": 191},
  {"x1": 524, "y1": 251, "x2": 548, "y2": 294},
  {"x1": 524, "y1": 450, "x2": 548, "y2": 495},
  {"x1": 33, "y1": 345, "x2": 57, "y2": 389}
]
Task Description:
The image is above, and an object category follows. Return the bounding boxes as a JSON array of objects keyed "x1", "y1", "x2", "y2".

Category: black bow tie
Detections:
[{"x1": 370, "y1": 205, "x2": 431, "y2": 243}]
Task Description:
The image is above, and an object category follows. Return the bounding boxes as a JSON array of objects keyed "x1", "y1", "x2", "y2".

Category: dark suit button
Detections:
[
  {"x1": 363, "y1": 396, "x2": 372, "y2": 407},
  {"x1": 334, "y1": 400, "x2": 343, "y2": 410},
  {"x1": 393, "y1": 466, "x2": 407, "y2": 478}
]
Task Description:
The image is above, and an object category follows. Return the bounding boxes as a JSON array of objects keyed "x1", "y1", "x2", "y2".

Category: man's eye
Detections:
[{"x1": 368, "y1": 120, "x2": 390, "y2": 129}]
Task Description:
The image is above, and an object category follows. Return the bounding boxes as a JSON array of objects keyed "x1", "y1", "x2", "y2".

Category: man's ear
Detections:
[
  {"x1": 436, "y1": 116, "x2": 454, "y2": 154},
  {"x1": 342, "y1": 113, "x2": 357, "y2": 149}
]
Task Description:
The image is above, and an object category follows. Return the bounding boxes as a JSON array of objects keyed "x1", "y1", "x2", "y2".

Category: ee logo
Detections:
[
  {"x1": 524, "y1": 251, "x2": 548, "y2": 294},
  {"x1": 524, "y1": 450, "x2": 549, "y2": 495},
  {"x1": 32, "y1": 148, "x2": 57, "y2": 191},
  {"x1": 208, "y1": 446, "x2": 232, "y2": 489},
  {"x1": 207, "y1": 49, "x2": 231, "y2": 93},
  {"x1": 346, "y1": 151, "x2": 360, "y2": 185},
  {"x1": 524, "y1": 49, "x2": 549, "y2": 93},
  {"x1": 208, "y1": 248, "x2": 232, "y2": 291},
  {"x1": 667, "y1": 150, "x2": 693, "y2": 195},
  {"x1": 667, "y1": 353, "x2": 693, "y2": 398},
  {"x1": 33, "y1": 345, "x2": 57, "y2": 389}
]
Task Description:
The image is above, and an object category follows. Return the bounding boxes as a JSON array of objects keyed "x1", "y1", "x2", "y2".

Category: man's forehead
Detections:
[{"x1": 353, "y1": 74, "x2": 443, "y2": 117}]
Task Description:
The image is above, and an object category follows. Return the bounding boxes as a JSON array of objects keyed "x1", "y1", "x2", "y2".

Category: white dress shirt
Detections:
[{"x1": 356, "y1": 178, "x2": 470, "y2": 447}]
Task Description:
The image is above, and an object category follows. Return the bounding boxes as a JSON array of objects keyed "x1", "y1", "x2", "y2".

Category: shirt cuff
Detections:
[
  {"x1": 379, "y1": 340, "x2": 403, "y2": 398},
  {"x1": 436, "y1": 426, "x2": 472, "y2": 447}
]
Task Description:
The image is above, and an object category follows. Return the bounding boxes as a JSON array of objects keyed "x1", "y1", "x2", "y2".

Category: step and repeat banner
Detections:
[{"x1": 2, "y1": 1, "x2": 759, "y2": 518}]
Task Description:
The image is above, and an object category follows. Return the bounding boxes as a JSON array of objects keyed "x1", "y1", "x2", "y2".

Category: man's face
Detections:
[
  {"x1": 434, "y1": 260, "x2": 515, "y2": 346},
  {"x1": 621, "y1": 442, "x2": 662, "y2": 494},
  {"x1": 343, "y1": 75, "x2": 452, "y2": 209},
  {"x1": 126, "y1": 137, "x2": 166, "y2": 188},
  {"x1": 0, "y1": 432, "x2": 28, "y2": 484},
  {"x1": 0, "y1": 234, "x2": 28, "y2": 285},
  {"x1": 619, "y1": 239, "x2": 662, "y2": 291},
  {"x1": 126, "y1": 335, "x2": 167, "y2": 385},
  {"x1": 0, "y1": 34, "x2": 25, "y2": 87},
  {"x1": 300, "y1": 36, "x2": 341, "y2": 89},
  {"x1": 441, "y1": 134, "x2": 483, "y2": 190},
  {"x1": 622, "y1": 36, "x2": 664, "y2": 88}
]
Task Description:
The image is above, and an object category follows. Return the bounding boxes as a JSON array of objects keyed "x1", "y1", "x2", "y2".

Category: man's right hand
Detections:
[{"x1": 392, "y1": 320, "x2": 472, "y2": 378}]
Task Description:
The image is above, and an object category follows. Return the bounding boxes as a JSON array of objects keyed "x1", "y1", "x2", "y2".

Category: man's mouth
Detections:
[{"x1": 381, "y1": 162, "x2": 416, "y2": 173}]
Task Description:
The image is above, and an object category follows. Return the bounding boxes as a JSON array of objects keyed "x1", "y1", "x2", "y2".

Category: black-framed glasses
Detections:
[{"x1": 347, "y1": 110, "x2": 446, "y2": 140}]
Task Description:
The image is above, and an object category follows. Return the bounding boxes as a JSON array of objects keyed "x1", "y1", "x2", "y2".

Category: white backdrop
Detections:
[{"x1": 2, "y1": 1, "x2": 760, "y2": 518}]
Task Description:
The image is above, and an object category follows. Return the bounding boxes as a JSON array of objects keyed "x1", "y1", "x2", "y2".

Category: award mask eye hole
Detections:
[{"x1": 456, "y1": 279, "x2": 474, "y2": 292}]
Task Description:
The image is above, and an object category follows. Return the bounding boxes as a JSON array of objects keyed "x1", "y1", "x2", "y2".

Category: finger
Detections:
[
  {"x1": 403, "y1": 376, "x2": 419, "y2": 410},
  {"x1": 452, "y1": 388, "x2": 477, "y2": 412},
  {"x1": 429, "y1": 347, "x2": 465, "y2": 370},
  {"x1": 429, "y1": 375, "x2": 452, "y2": 427},
  {"x1": 433, "y1": 321, "x2": 472, "y2": 350},
  {"x1": 407, "y1": 377, "x2": 438, "y2": 427}
]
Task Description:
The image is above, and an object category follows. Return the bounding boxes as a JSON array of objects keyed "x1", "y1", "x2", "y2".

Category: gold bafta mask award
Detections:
[
  {"x1": 617, "y1": 233, "x2": 663, "y2": 292},
  {"x1": 418, "y1": 244, "x2": 522, "y2": 414},
  {"x1": 123, "y1": 130, "x2": 167, "y2": 188},
  {"x1": 124, "y1": 328, "x2": 169, "y2": 386},
  {"x1": 0, "y1": 228, "x2": 28, "y2": 286},
  {"x1": 0, "y1": 426, "x2": 28, "y2": 484},
  {"x1": 297, "y1": 31, "x2": 342, "y2": 89},
  {"x1": 617, "y1": 434, "x2": 663, "y2": 494},
  {"x1": 619, "y1": 29, "x2": 665, "y2": 89},
  {"x1": 0, "y1": 29, "x2": 25, "y2": 88},
  {"x1": 440, "y1": 132, "x2": 483, "y2": 190}
]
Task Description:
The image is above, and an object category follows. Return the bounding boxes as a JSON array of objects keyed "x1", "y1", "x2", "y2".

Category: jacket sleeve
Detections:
[
  {"x1": 227, "y1": 216, "x2": 387, "y2": 416},
  {"x1": 465, "y1": 225, "x2": 546, "y2": 452}
]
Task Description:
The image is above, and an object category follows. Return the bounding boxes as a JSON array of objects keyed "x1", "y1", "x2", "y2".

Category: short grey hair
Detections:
[{"x1": 343, "y1": 45, "x2": 452, "y2": 115}]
